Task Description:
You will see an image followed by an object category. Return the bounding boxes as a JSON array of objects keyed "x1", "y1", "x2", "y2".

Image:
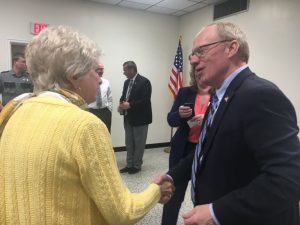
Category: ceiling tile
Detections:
[
  {"x1": 88, "y1": 0, "x2": 121, "y2": 4},
  {"x1": 204, "y1": 0, "x2": 224, "y2": 4},
  {"x1": 126, "y1": 0, "x2": 162, "y2": 4},
  {"x1": 184, "y1": 2, "x2": 207, "y2": 12},
  {"x1": 157, "y1": 0, "x2": 196, "y2": 10},
  {"x1": 83, "y1": 0, "x2": 223, "y2": 16},
  {"x1": 172, "y1": 10, "x2": 188, "y2": 16},
  {"x1": 146, "y1": 6, "x2": 178, "y2": 14},
  {"x1": 119, "y1": 1, "x2": 151, "y2": 10}
]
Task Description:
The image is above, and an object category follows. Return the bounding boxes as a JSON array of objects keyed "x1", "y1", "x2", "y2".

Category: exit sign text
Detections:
[{"x1": 30, "y1": 23, "x2": 49, "y2": 35}]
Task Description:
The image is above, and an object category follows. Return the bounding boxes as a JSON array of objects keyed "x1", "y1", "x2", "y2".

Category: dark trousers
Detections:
[
  {"x1": 162, "y1": 141, "x2": 196, "y2": 225},
  {"x1": 89, "y1": 108, "x2": 112, "y2": 133}
]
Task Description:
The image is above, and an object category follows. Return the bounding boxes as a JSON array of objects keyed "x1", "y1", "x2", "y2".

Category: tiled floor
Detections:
[{"x1": 115, "y1": 148, "x2": 193, "y2": 225}]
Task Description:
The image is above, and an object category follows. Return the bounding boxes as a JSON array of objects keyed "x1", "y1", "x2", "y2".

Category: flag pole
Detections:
[
  {"x1": 164, "y1": 36, "x2": 183, "y2": 154},
  {"x1": 164, "y1": 127, "x2": 173, "y2": 153}
]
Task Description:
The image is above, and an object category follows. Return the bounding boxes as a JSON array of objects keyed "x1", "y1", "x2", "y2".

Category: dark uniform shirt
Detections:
[{"x1": 0, "y1": 70, "x2": 33, "y2": 106}]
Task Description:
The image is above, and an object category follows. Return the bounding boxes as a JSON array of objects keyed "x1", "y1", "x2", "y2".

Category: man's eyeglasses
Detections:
[{"x1": 189, "y1": 40, "x2": 232, "y2": 61}]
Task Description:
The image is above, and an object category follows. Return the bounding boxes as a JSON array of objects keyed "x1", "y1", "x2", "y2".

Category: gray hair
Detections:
[
  {"x1": 25, "y1": 25, "x2": 101, "y2": 93},
  {"x1": 209, "y1": 22, "x2": 249, "y2": 63},
  {"x1": 123, "y1": 61, "x2": 137, "y2": 72}
]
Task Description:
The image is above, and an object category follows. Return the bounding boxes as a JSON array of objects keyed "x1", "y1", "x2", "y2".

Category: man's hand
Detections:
[
  {"x1": 183, "y1": 204, "x2": 215, "y2": 225},
  {"x1": 119, "y1": 101, "x2": 130, "y2": 110},
  {"x1": 153, "y1": 174, "x2": 175, "y2": 204}
]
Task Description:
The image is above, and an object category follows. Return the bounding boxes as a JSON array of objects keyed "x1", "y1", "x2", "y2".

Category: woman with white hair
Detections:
[{"x1": 0, "y1": 26, "x2": 173, "y2": 225}]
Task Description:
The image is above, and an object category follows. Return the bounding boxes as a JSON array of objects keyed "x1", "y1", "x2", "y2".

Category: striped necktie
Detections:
[{"x1": 191, "y1": 93, "x2": 219, "y2": 204}]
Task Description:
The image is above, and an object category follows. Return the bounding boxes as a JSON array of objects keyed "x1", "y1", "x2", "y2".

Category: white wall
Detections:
[
  {"x1": 179, "y1": 0, "x2": 300, "y2": 128},
  {"x1": 0, "y1": 0, "x2": 299, "y2": 146},
  {"x1": 0, "y1": 0, "x2": 179, "y2": 147}
]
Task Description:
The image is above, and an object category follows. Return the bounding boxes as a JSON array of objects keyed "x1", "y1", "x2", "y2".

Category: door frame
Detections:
[{"x1": 7, "y1": 39, "x2": 29, "y2": 69}]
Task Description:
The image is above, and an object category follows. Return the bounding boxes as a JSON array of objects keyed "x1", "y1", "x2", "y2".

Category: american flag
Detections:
[{"x1": 168, "y1": 38, "x2": 183, "y2": 100}]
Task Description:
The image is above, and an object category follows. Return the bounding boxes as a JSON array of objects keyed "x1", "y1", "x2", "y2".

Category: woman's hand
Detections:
[
  {"x1": 190, "y1": 114, "x2": 204, "y2": 125},
  {"x1": 179, "y1": 105, "x2": 193, "y2": 118}
]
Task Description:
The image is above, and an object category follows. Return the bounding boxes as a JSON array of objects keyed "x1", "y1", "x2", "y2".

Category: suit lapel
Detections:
[
  {"x1": 125, "y1": 79, "x2": 129, "y2": 91},
  {"x1": 121, "y1": 79, "x2": 130, "y2": 101},
  {"x1": 200, "y1": 68, "x2": 254, "y2": 166},
  {"x1": 186, "y1": 88, "x2": 197, "y2": 105}
]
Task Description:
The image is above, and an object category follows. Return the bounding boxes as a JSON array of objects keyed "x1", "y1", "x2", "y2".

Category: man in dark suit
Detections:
[
  {"x1": 118, "y1": 61, "x2": 152, "y2": 174},
  {"x1": 167, "y1": 22, "x2": 300, "y2": 225}
]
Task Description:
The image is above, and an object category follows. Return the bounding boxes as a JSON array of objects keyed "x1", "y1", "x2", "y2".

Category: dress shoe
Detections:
[
  {"x1": 120, "y1": 167, "x2": 132, "y2": 173},
  {"x1": 128, "y1": 168, "x2": 141, "y2": 174}
]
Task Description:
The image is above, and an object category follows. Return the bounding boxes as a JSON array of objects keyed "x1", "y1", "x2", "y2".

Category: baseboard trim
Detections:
[{"x1": 114, "y1": 142, "x2": 170, "y2": 152}]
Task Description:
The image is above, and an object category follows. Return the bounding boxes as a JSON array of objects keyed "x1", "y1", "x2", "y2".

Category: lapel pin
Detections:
[{"x1": 224, "y1": 96, "x2": 229, "y2": 102}]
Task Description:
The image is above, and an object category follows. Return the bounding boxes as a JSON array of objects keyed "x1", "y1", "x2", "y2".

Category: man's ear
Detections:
[{"x1": 227, "y1": 40, "x2": 239, "y2": 58}]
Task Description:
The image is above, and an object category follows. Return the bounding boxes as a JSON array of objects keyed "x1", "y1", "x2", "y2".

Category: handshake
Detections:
[{"x1": 153, "y1": 174, "x2": 175, "y2": 204}]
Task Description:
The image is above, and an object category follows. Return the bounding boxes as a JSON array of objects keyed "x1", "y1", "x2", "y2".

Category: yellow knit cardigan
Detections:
[{"x1": 0, "y1": 96, "x2": 160, "y2": 225}]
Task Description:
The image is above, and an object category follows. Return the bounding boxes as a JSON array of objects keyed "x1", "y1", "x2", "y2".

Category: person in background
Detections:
[
  {"x1": 0, "y1": 53, "x2": 33, "y2": 110},
  {"x1": 118, "y1": 61, "x2": 152, "y2": 174},
  {"x1": 162, "y1": 71, "x2": 212, "y2": 225},
  {"x1": 88, "y1": 63, "x2": 113, "y2": 132},
  {"x1": 0, "y1": 26, "x2": 174, "y2": 225},
  {"x1": 164, "y1": 21, "x2": 300, "y2": 225}
]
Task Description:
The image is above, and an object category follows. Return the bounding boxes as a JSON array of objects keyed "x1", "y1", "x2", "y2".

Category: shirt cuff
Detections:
[{"x1": 209, "y1": 203, "x2": 221, "y2": 225}]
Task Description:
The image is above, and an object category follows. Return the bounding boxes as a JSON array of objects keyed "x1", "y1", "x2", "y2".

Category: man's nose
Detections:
[{"x1": 189, "y1": 55, "x2": 200, "y2": 65}]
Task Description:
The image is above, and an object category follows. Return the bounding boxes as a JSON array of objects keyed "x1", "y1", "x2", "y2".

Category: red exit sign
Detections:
[{"x1": 30, "y1": 23, "x2": 49, "y2": 35}]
